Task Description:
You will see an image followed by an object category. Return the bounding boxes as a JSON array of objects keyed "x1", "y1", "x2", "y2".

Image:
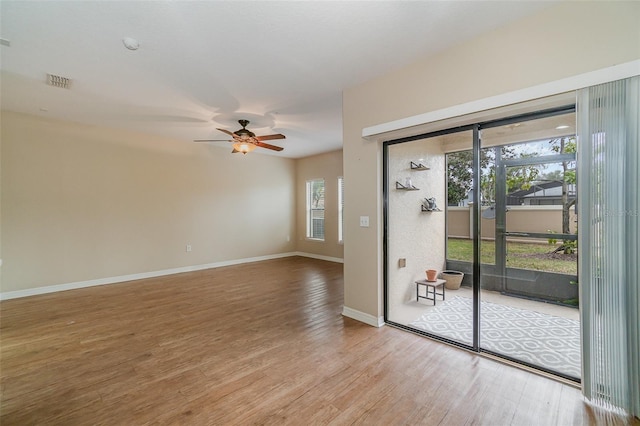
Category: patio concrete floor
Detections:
[{"x1": 390, "y1": 286, "x2": 579, "y2": 326}]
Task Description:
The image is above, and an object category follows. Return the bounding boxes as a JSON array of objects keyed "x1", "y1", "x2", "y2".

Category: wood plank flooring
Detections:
[{"x1": 0, "y1": 256, "x2": 636, "y2": 425}]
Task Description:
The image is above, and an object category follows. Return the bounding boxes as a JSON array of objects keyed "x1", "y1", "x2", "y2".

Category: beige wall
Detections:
[
  {"x1": 447, "y1": 208, "x2": 470, "y2": 239},
  {"x1": 295, "y1": 150, "x2": 344, "y2": 260},
  {"x1": 448, "y1": 206, "x2": 578, "y2": 240},
  {"x1": 1, "y1": 111, "x2": 297, "y2": 293},
  {"x1": 343, "y1": 2, "x2": 640, "y2": 320}
]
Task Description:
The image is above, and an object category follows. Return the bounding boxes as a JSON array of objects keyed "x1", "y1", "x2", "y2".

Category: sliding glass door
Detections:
[
  {"x1": 384, "y1": 129, "x2": 475, "y2": 348},
  {"x1": 384, "y1": 102, "x2": 581, "y2": 381},
  {"x1": 479, "y1": 110, "x2": 580, "y2": 380}
]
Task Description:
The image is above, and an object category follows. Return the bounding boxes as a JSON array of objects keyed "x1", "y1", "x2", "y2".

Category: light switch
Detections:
[{"x1": 359, "y1": 216, "x2": 369, "y2": 227}]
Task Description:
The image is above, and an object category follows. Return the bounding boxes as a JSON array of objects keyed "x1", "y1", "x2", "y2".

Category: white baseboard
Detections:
[
  {"x1": 0, "y1": 252, "x2": 300, "y2": 300},
  {"x1": 0, "y1": 251, "x2": 345, "y2": 301},
  {"x1": 342, "y1": 306, "x2": 385, "y2": 327},
  {"x1": 295, "y1": 252, "x2": 344, "y2": 264}
]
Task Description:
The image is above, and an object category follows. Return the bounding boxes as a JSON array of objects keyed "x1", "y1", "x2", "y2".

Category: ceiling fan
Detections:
[{"x1": 194, "y1": 119, "x2": 285, "y2": 154}]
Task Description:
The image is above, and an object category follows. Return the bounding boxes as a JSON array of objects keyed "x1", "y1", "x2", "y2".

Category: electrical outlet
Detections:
[
  {"x1": 359, "y1": 216, "x2": 369, "y2": 227},
  {"x1": 186, "y1": 244, "x2": 192, "y2": 252}
]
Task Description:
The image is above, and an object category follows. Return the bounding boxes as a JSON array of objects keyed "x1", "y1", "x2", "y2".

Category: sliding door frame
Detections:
[
  {"x1": 383, "y1": 124, "x2": 476, "y2": 351},
  {"x1": 383, "y1": 104, "x2": 578, "y2": 379}
]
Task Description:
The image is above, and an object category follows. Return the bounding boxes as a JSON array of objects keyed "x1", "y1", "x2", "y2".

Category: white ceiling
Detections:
[{"x1": 0, "y1": 1, "x2": 554, "y2": 158}]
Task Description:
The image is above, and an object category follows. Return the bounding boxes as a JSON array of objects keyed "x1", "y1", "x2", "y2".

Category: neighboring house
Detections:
[{"x1": 507, "y1": 181, "x2": 576, "y2": 206}]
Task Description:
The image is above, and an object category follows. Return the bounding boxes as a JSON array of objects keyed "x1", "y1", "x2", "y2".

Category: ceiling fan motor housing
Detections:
[{"x1": 236, "y1": 120, "x2": 255, "y2": 139}]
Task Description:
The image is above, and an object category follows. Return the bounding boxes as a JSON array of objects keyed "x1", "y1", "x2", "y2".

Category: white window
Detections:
[
  {"x1": 338, "y1": 177, "x2": 344, "y2": 243},
  {"x1": 306, "y1": 179, "x2": 325, "y2": 240}
]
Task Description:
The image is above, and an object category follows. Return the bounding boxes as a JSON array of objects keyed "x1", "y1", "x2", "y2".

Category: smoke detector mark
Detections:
[
  {"x1": 47, "y1": 74, "x2": 72, "y2": 89},
  {"x1": 0, "y1": 38, "x2": 10, "y2": 47}
]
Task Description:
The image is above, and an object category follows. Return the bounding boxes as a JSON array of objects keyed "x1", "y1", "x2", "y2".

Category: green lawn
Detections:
[{"x1": 447, "y1": 238, "x2": 577, "y2": 275}]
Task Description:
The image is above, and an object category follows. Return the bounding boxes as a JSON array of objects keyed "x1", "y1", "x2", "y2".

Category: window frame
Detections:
[{"x1": 306, "y1": 178, "x2": 325, "y2": 241}]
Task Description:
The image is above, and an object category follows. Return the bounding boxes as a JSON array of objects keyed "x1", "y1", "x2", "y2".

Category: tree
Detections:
[
  {"x1": 446, "y1": 150, "x2": 494, "y2": 205},
  {"x1": 505, "y1": 151, "x2": 541, "y2": 193},
  {"x1": 311, "y1": 180, "x2": 324, "y2": 208},
  {"x1": 539, "y1": 169, "x2": 564, "y2": 182},
  {"x1": 447, "y1": 151, "x2": 474, "y2": 205},
  {"x1": 447, "y1": 147, "x2": 541, "y2": 206},
  {"x1": 549, "y1": 137, "x2": 577, "y2": 253},
  {"x1": 480, "y1": 148, "x2": 542, "y2": 203}
]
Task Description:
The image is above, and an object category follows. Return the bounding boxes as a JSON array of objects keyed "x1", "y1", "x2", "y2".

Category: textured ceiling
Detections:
[{"x1": 0, "y1": 1, "x2": 554, "y2": 158}]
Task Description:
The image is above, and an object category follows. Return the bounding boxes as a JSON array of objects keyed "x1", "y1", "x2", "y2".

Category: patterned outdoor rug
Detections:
[{"x1": 410, "y1": 296, "x2": 581, "y2": 378}]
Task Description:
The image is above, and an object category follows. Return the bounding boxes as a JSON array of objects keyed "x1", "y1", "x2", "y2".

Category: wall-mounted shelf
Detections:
[
  {"x1": 410, "y1": 161, "x2": 430, "y2": 171},
  {"x1": 422, "y1": 197, "x2": 441, "y2": 212},
  {"x1": 421, "y1": 205, "x2": 442, "y2": 212},
  {"x1": 396, "y1": 181, "x2": 419, "y2": 190}
]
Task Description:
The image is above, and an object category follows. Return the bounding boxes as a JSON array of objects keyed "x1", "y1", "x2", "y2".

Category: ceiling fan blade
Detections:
[
  {"x1": 256, "y1": 133, "x2": 286, "y2": 141},
  {"x1": 256, "y1": 141, "x2": 284, "y2": 151},
  {"x1": 193, "y1": 139, "x2": 231, "y2": 142},
  {"x1": 217, "y1": 128, "x2": 236, "y2": 137}
]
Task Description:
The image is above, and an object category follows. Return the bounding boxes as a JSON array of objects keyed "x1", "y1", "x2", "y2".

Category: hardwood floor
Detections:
[{"x1": 0, "y1": 256, "x2": 636, "y2": 425}]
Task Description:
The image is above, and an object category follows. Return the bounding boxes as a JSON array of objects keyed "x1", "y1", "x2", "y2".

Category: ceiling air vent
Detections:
[{"x1": 46, "y1": 73, "x2": 72, "y2": 89}]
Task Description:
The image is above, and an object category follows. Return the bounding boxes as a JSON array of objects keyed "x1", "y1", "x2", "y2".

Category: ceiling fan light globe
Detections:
[{"x1": 232, "y1": 141, "x2": 256, "y2": 154}]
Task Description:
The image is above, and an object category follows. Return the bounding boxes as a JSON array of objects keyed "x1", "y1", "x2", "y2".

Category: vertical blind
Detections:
[{"x1": 578, "y1": 76, "x2": 640, "y2": 417}]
